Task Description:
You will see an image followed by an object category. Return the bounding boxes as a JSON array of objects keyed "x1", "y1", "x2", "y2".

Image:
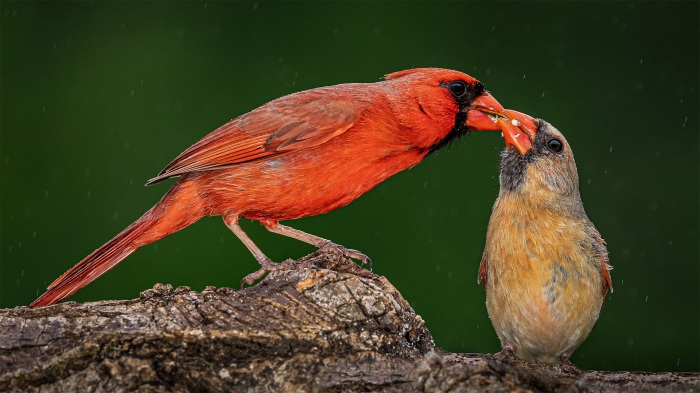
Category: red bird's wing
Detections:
[{"x1": 146, "y1": 89, "x2": 359, "y2": 185}]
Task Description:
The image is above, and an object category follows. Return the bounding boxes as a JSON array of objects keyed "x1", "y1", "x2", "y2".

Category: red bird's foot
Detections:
[
  {"x1": 319, "y1": 242, "x2": 373, "y2": 271},
  {"x1": 240, "y1": 258, "x2": 299, "y2": 288}
]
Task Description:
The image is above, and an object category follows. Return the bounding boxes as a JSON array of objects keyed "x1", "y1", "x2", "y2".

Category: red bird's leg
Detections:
[
  {"x1": 222, "y1": 213, "x2": 286, "y2": 286},
  {"x1": 261, "y1": 220, "x2": 373, "y2": 270}
]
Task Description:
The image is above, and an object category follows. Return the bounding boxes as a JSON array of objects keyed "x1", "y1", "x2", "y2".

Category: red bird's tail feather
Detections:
[{"x1": 30, "y1": 180, "x2": 203, "y2": 308}]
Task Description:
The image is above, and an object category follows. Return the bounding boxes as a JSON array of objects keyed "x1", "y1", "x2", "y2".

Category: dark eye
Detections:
[
  {"x1": 547, "y1": 138, "x2": 564, "y2": 153},
  {"x1": 448, "y1": 81, "x2": 467, "y2": 98}
]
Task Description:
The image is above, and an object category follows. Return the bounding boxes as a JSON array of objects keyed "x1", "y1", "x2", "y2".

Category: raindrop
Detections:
[
  {"x1": 130, "y1": 90, "x2": 135, "y2": 97},
  {"x1": 639, "y1": 59, "x2": 643, "y2": 64},
  {"x1": 522, "y1": 74, "x2": 526, "y2": 79},
  {"x1": 587, "y1": 178, "x2": 591, "y2": 184},
  {"x1": 252, "y1": 2, "x2": 258, "y2": 11},
  {"x1": 645, "y1": 295, "x2": 649, "y2": 302},
  {"x1": 423, "y1": 180, "x2": 428, "y2": 188},
  {"x1": 491, "y1": 25, "x2": 496, "y2": 31},
  {"x1": 609, "y1": 146, "x2": 613, "y2": 153},
  {"x1": 87, "y1": 190, "x2": 92, "y2": 199},
  {"x1": 33, "y1": 231, "x2": 37, "y2": 238},
  {"x1": 677, "y1": 358, "x2": 680, "y2": 367},
  {"x1": 42, "y1": 106, "x2": 46, "y2": 113},
  {"x1": 541, "y1": 92, "x2": 546, "y2": 98}
]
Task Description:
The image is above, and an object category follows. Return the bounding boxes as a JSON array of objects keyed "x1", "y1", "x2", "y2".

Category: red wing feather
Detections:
[{"x1": 146, "y1": 88, "x2": 359, "y2": 185}]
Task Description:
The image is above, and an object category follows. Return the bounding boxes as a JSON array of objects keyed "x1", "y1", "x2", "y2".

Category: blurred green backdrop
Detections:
[{"x1": 2, "y1": 1, "x2": 697, "y2": 372}]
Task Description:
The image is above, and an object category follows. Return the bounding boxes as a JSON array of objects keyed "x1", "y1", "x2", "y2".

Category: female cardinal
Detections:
[
  {"x1": 30, "y1": 68, "x2": 528, "y2": 307},
  {"x1": 478, "y1": 116, "x2": 613, "y2": 365}
]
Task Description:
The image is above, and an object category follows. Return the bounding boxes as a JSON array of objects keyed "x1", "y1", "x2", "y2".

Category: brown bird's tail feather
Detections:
[{"x1": 30, "y1": 180, "x2": 204, "y2": 308}]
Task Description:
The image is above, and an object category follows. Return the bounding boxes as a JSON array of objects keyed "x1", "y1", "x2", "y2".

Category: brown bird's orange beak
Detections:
[
  {"x1": 498, "y1": 109, "x2": 537, "y2": 155},
  {"x1": 465, "y1": 92, "x2": 538, "y2": 155}
]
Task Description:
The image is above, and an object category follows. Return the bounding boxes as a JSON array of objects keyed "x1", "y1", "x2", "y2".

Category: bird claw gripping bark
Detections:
[
  {"x1": 492, "y1": 346, "x2": 517, "y2": 362},
  {"x1": 239, "y1": 258, "x2": 299, "y2": 288},
  {"x1": 318, "y1": 241, "x2": 373, "y2": 271}
]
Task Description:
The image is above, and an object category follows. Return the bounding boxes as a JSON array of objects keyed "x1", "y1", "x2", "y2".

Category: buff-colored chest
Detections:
[{"x1": 483, "y1": 194, "x2": 604, "y2": 364}]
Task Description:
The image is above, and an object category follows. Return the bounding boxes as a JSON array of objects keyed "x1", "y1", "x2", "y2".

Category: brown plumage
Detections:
[{"x1": 479, "y1": 119, "x2": 613, "y2": 365}]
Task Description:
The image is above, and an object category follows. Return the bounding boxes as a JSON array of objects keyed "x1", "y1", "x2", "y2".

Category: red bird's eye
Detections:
[
  {"x1": 448, "y1": 81, "x2": 467, "y2": 98},
  {"x1": 547, "y1": 138, "x2": 564, "y2": 153}
]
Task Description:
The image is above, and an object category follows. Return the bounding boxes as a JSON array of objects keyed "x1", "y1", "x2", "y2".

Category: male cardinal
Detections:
[
  {"x1": 30, "y1": 68, "x2": 530, "y2": 307},
  {"x1": 478, "y1": 116, "x2": 613, "y2": 365}
]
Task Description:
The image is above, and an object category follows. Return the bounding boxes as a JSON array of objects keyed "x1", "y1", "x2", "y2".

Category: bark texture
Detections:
[{"x1": 1, "y1": 251, "x2": 698, "y2": 392}]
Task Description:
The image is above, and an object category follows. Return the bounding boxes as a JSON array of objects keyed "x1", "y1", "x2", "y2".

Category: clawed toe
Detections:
[
  {"x1": 319, "y1": 242, "x2": 373, "y2": 271},
  {"x1": 493, "y1": 346, "x2": 516, "y2": 361},
  {"x1": 240, "y1": 267, "x2": 269, "y2": 288},
  {"x1": 240, "y1": 258, "x2": 299, "y2": 289}
]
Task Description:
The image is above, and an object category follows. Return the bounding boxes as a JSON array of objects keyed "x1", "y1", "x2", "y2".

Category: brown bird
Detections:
[
  {"x1": 30, "y1": 68, "x2": 529, "y2": 308},
  {"x1": 479, "y1": 117, "x2": 613, "y2": 365}
]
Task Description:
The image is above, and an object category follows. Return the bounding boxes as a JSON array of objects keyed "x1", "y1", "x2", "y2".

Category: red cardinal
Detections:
[
  {"x1": 30, "y1": 68, "x2": 524, "y2": 308},
  {"x1": 479, "y1": 115, "x2": 613, "y2": 365}
]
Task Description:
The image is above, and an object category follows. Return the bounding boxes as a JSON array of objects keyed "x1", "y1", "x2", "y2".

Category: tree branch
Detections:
[{"x1": 1, "y1": 251, "x2": 697, "y2": 392}]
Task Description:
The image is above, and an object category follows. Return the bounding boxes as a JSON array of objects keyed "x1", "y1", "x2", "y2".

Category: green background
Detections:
[{"x1": 2, "y1": 1, "x2": 698, "y2": 372}]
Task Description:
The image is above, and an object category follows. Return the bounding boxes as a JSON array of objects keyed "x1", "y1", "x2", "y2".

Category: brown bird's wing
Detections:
[
  {"x1": 478, "y1": 253, "x2": 488, "y2": 288},
  {"x1": 590, "y1": 226, "x2": 613, "y2": 295},
  {"x1": 146, "y1": 89, "x2": 359, "y2": 185}
]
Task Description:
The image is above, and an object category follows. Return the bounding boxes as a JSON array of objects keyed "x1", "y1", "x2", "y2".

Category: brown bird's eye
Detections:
[
  {"x1": 547, "y1": 138, "x2": 564, "y2": 153},
  {"x1": 448, "y1": 81, "x2": 467, "y2": 98}
]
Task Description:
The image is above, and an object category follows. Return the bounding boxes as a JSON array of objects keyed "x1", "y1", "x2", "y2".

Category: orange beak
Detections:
[
  {"x1": 498, "y1": 109, "x2": 537, "y2": 155},
  {"x1": 464, "y1": 91, "x2": 538, "y2": 155},
  {"x1": 464, "y1": 92, "x2": 507, "y2": 131}
]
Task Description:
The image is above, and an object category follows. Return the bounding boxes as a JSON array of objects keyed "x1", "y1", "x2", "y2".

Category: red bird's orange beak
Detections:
[{"x1": 465, "y1": 92, "x2": 507, "y2": 131}]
